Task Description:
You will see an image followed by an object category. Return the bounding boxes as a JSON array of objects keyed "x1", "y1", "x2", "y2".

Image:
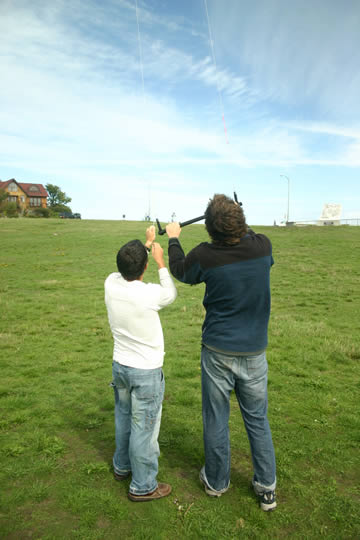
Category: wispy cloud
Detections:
[
  {"x1": 209, "y1": 0, "x2": 360, "y2": 119},
  {"x1": 190, "y1": 57, "x2": 250, "y2": 102},
  {"x1": 287, "y1": 122, "x2": 360, "y2": 140}
]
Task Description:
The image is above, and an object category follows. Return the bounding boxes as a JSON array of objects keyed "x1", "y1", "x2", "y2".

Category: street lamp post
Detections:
[{"x1": 280, "y1": 174, "x2": 290, "y2": 224}]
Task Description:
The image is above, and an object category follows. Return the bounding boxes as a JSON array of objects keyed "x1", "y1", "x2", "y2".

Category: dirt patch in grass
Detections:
[
  {"x1": 335, "y1": 470, "x2": 360, "y2": 501},
  {"x1": 3, "y1": 498, "x2": 79, "y2": 539}
]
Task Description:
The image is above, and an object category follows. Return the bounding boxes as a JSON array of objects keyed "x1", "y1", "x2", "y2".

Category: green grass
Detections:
[{"x1": 0, "y1": 218, "x2": 359, "y2": 539}]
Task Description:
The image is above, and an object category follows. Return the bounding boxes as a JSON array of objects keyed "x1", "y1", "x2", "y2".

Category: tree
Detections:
[
  {"x1": 46, "y1": 184, "x2": 72, "y2": 208},
  {"x1": 0, "y1": 188, "x2": 7, "y2": 204},
  {"x1": 0, "y1": 189, "x2": 18, "y2": 217}
]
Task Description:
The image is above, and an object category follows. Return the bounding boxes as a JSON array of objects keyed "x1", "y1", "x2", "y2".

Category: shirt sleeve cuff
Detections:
[{"x1": 168, "y1": 237, "x2": 181, "y2": 247}]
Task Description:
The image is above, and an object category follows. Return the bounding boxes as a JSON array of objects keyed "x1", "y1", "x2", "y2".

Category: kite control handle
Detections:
[
  {"x1": 155, "y1": 219, "x2": 166, "y2": 235},
  {"x1": 156, "y1": 215, "x2": 205, "y2": 235},
  {"x1": 234, "y1": 192, "x2": 242, "y2": 206},
  {"x1": 156, "y1": 192, "x2": 241, "y2": 236}
]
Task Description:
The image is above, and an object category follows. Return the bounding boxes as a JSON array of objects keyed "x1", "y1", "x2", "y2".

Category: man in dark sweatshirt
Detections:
[{"x1": 165, "y1": 194, "x2": 277, "y2": 511}]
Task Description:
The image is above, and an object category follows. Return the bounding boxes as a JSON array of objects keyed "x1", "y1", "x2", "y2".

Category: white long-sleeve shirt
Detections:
[{"x1": 105, "y1": 267, "x2": 177, "y2": 369}]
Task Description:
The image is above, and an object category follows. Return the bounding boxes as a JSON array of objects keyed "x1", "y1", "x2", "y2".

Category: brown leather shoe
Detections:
[{"x1": 128, "y1": 483, "x2": 172, "y2": 502}]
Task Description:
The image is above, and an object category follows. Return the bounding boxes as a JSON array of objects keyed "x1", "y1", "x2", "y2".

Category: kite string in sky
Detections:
[
  {"x1": 135, "y1": 0, "x2": 228, "y2": 145},
  {"x1": 135, "y1": 0, "x2": 145, "y2": 103},
  {"x1": 203, "y1": 0, "x2": 229, "y2": 144},
  {"x1": 134, "y1": 0, "x2": 155, "y2": 221}
]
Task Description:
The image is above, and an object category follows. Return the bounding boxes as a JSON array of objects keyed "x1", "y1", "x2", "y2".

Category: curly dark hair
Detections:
[
  {"x1": 116, "y1": 239, "x2": 148, "y2": 281},
  {"x1": 205, "y1": 194, "x2": 248, "y2": 245}
]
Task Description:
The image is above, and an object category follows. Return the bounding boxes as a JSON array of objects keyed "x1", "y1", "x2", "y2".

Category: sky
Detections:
[{"x1": 1, "y1": 0, "x2": 360, "y2": 224}]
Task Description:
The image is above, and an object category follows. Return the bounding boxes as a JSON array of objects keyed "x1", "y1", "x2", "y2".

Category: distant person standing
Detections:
[
  {"x1": 165, "y1": 194, "x2": 277, "y2": 511},
  {"x1": 105, "y1": 226, "x2": 177, "y2": 501}
]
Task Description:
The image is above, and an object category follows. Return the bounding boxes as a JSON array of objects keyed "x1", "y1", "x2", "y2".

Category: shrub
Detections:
[
  {"x1": 51, "y1": 204, "x2": 72, "y2": 216},
  {"x1": 0, "y1": 199, "x2": 24, "y2": 217},
  {"x1": 3, "y1": 202, "x2": 19, "y2": 218},
  {"x1": 27, "y1": 207, "x2": 51, "y2": 218}
]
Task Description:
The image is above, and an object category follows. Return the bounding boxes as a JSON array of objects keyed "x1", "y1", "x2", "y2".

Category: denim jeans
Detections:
[
  {"x1": 111, "y1": 361, "x2": 165, "y2": 495},
  {"x1": 201, "y1": 346, "x2": 276, "y2": 494}
]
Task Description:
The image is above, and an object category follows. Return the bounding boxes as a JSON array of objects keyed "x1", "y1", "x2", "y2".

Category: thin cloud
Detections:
[
  {"x1": 287, "y1": 122, "x2": 360, "y2": 140},
  {"x1": 209, "y1": 0, "x2": 360, "y2": 119}
]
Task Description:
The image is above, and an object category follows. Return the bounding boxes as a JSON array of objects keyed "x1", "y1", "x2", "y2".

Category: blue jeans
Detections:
[
  {"x1": 111, "y1": 361, "x2": 165, "y2": 495},
  {"x1": 201, "y1": 346, "x2": 276, "y2": 494}
]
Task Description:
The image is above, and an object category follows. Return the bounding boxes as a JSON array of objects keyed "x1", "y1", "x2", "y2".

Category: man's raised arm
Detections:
[
  {"x1": 150, "y1": 241, "x2": 177, "y2": 307},
  {"x1": 166, "y1": 222, "x2": 204, "y2": 285},
  {"x1": 165, "y1": 222, "x2": 187, "y2": 281}
]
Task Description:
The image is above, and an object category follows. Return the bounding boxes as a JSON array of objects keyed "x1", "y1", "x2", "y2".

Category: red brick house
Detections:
[{"x1": 0, "y1": 179, "x2": 48, "y2": 212}]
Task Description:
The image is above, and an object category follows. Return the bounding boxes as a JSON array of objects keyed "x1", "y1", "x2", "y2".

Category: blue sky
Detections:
[{"x1": 1, "y1": 0, "x2": 359, "y2": 224}]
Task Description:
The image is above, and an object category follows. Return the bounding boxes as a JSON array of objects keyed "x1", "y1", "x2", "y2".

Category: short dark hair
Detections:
[
  {"x1": 116, "y1": 240, "x2": 148, "y2": 281},
  {"x1": 205, "y1": 194, "x2": 248, "y2": 245}
]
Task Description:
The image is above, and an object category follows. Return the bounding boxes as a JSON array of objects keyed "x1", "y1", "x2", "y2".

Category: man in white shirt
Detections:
[{"x1": 105, "y1": 226, "x2": 177, "y2": 502}]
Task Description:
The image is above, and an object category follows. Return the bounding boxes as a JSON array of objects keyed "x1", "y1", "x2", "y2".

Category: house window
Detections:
[
  {"x1": 29, "y1": 185, "x2": 40, "y2": 192},
  {"x1": 21, "y1": 196, "x2": 25, "y2": 203},
  {"x1": 8, "y1": 182, "x2": 18, "y2": 192},
  {"x1": 30, "y1": 197, "x2": 41, "y2": 207},
  {"x1": 8, "y1": 196, "x2": 17, "y2": 202}
]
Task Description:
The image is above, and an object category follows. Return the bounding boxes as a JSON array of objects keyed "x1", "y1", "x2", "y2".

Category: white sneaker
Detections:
[{"x1": 258, "y1": 490, "x2": 277, "y2": 511}]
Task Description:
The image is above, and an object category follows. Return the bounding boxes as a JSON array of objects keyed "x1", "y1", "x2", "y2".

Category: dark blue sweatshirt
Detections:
[{"x1": 168, "y1": 232, "x2": 274, "y2": 354}]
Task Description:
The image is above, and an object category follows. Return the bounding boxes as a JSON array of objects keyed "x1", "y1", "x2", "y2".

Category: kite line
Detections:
[
  {"x1": 135, "y1": 0, "x2": 145, "y2": 102},
  {"x1": 134, "y1": 0, "x2": 155, "y2": 222},
  {"x1": 203, "y1": 0, "x2": 229, "y2": 144}
]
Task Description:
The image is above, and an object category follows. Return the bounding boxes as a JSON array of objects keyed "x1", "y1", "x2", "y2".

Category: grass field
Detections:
[{"x1": 1, "y1": 218, "x2": 359, "y2": 539}]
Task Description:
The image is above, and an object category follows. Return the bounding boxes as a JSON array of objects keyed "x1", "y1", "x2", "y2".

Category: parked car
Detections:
[{"x1": 59, "y1": 212, "x2": 81, "y2": 219}]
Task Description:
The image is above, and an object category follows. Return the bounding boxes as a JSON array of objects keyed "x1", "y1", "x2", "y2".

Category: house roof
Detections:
[
  {"x1": 0, "y1": 179, "x2": 14, "y2": 190},
  {"x1": 18, "y1": 183, "x2": 48, "y2": 198},
  {"x1": 0, "y1": 179, "x2": 48, "y2": 198}
]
